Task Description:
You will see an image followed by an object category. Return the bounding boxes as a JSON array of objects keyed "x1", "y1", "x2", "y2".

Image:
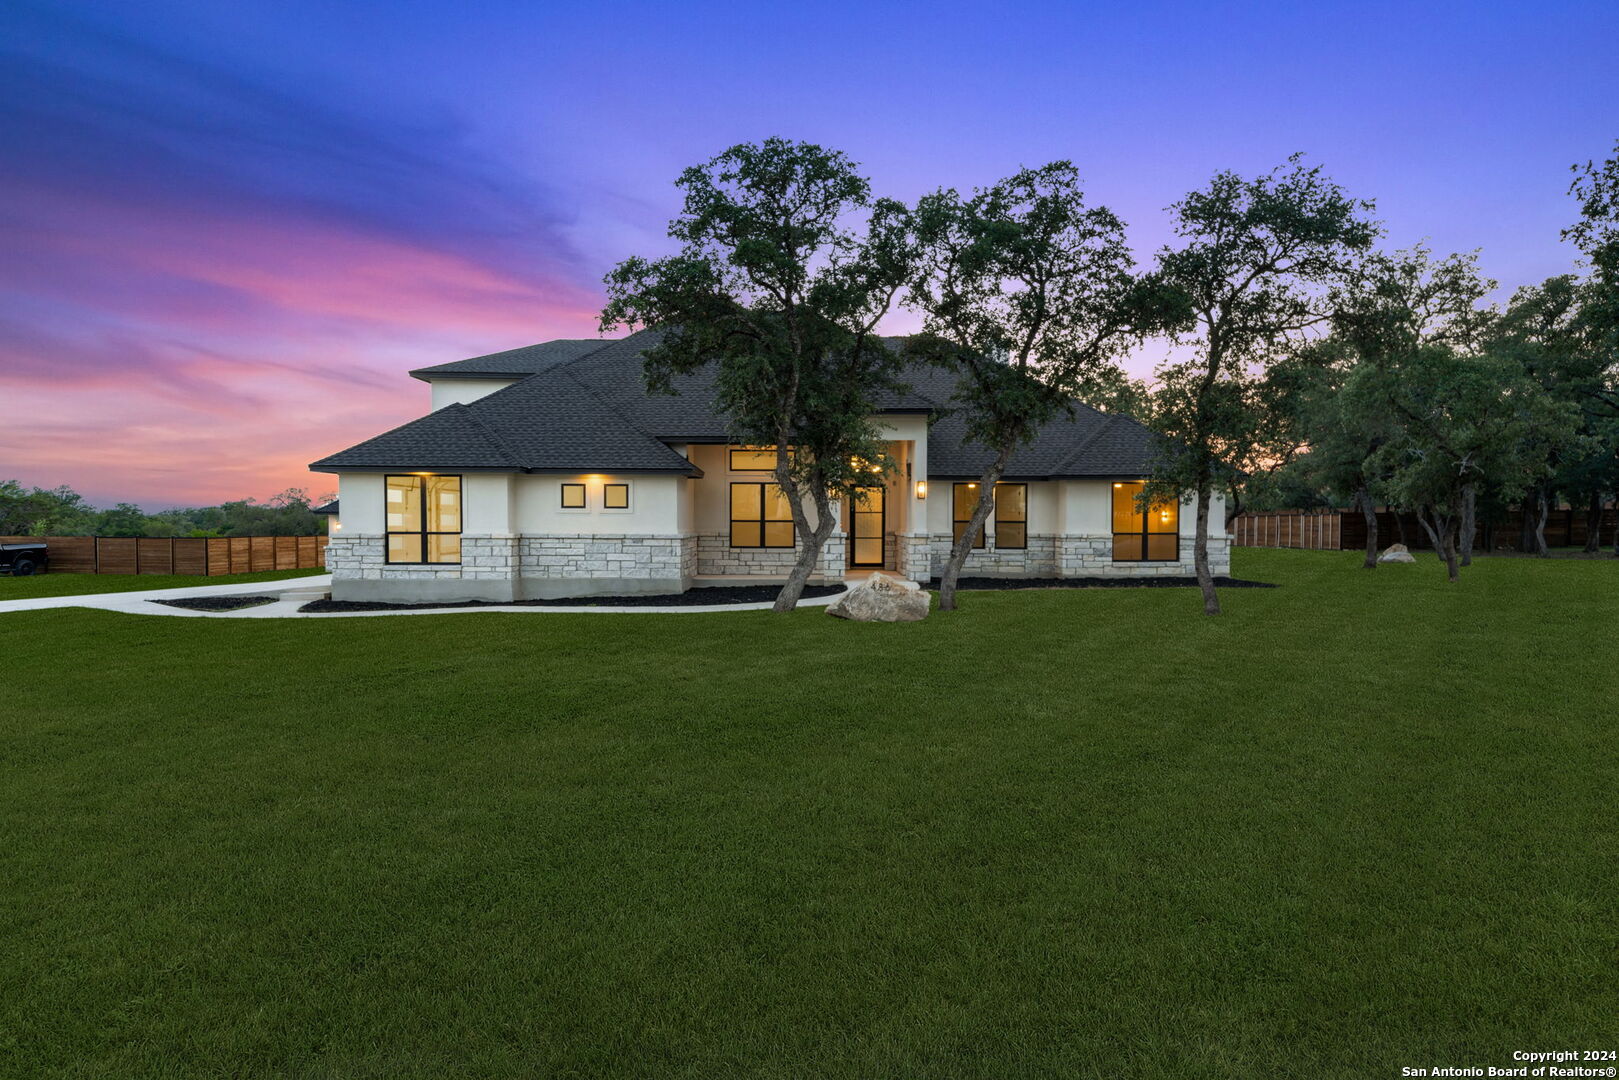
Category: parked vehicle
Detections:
[{"x1": 1, "y1": 542, "x2": 49, "y2": 576}]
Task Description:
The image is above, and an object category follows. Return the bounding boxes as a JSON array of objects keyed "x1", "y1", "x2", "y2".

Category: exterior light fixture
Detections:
[{"x1": 915, "y1": 480, "x2": 927, "y2": 499}]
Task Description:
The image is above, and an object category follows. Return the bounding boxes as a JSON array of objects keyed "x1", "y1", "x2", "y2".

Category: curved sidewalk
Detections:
[{"x1": 0, "y1": 575, "x2": 846, "y2": 618}]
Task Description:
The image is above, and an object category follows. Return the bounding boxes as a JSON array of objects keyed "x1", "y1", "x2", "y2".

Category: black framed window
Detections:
[
  {"x1": 1112, "y1": 481, "x2": 1178, "y2": 561},
  {"x1": 730, "y1": 482, "x2": 794, "y2": 548},
  {"x1": 560, "y1": 483, "x2": 586, "y2": 509},
  {"x1": 386, "y1": 474, "x2": 461, "y2": 564},
  {"x1": 729, "y1": 446, "x2": 779, "y2": 472},
  {"x1": 603, "y1": 483, "x2": 630, "y2": 509},
  {"x1": 952, "y1": 483, "x2": 986, "y2": 549},
  {"x1": 994, "y1": 483, "x2": 1027, "y2": 549}
]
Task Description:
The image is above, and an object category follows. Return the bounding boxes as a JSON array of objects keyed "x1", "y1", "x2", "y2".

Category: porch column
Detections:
[{"x1": 902, "y1": 434, "x2": 931, "y2": 582}]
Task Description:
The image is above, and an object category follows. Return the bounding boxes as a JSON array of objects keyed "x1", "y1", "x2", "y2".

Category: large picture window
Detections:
[
  {"x1": 387, "y1": 474, "x2": 461, "y2": 563},
  {"x1": 952, "y1": 483, "x2": 986, "y2": 549},
  {"x1": 993, "y1": 483, "x2": 1027, "y2": 549},
  {"x1": 1112, "y1": 481, "x2": 1178, "y2": 561},
  {"x1": 730, "y1": 482, "x2": 794, "y2": 548}
]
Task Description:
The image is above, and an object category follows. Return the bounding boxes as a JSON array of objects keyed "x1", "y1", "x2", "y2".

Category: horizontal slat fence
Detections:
[
  {"x1": 1233, "y1": 508, "x2": 1618, "y2": 551},
  {"x1": 0, "y1": 536, "x2": 327, "y2": 574}
]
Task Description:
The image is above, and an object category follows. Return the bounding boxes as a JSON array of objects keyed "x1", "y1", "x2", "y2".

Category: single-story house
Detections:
[{"x1": 309, "y1": 331, "x2": 1228, "y2": 602}]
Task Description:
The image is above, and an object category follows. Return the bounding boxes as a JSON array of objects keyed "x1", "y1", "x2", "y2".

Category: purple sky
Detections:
[{"x1": 3, "y1": 0, "x2": 1616, "y2": 507}]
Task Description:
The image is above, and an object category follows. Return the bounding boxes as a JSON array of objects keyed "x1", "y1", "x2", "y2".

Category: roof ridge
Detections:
[
  {"x1": 461, "y1": 404, "x2": 524, "y2": 468},
  {"x1": 553, "y1": 364, "x2": 696, "y2": 471},
  {"x1": 1050, "y1": 413, "x2": 1120, "y2": 476}
]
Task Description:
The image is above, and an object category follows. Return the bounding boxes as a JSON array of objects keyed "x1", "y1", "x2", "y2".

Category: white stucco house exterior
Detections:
[{"x1": 310, "y1": 331, "x2": 1229, "y2": 602}]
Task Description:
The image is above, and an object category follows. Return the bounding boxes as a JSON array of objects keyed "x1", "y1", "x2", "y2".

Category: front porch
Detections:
[{"x1": 681, "y1": 421, "x2": 932, "y2": 582}]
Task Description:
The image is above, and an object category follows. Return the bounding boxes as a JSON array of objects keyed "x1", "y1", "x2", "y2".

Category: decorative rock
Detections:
[
  {"x1": 826, "y1": 572, "x2": 931, "y2": 623},
  {"x1": 1378, "y1": 543, "x2": 1417, "y2": 564}
]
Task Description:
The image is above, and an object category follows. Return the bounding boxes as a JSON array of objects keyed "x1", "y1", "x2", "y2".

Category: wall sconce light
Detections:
[{"x1": 915, "y1": 480, "x2": 927, "y2": 500}]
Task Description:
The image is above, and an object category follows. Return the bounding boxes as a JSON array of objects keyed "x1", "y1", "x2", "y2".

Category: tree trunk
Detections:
[
  {"x1": 1583, "y1": 491, "x2": 1603, "y2": 553},
  {"x1": 1394, "y1": 510, "x2": 1408, "y2": 546},
  {"x1": 1416, "y1": 506, "x2": 1444, "y2": 557},
  {"x1": 937, "y1": 446, "x2": 1012, "y2": 612},
  {"x1": 1194, "y1": 478, "x2": 1219, "y2": 616},
  {"x1": 1357, "y1": 486, "x2": 1378, "y2": 569},
  {"x1": 772, "y1": 470, "x2": 837, "y2": 613},
  {"x1": 1459, "y1": 483, "x2": 1476, "y2": 567},
  {"x1": 1612, "y1": 497, "x2": 1619, "y2": 558},
  {"x1": 1531, "y1": 485, "x2": 1550, "y2": 558},
  {"x1": 1430, "y1": 502, "x2": 1461, "y2": 582},
  {"x1": 1518, "y1": 497, "x2": 1537, "y2": 553}
]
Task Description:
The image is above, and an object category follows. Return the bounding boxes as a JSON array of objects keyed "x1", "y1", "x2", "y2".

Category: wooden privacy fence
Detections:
[
  {"x1": 0, "y1": 536, "x2": 327, "y2": 575},
  {"x1": 1231, "y1": 510, "x2": 1343, "y2": 550},
  {"x1": 1232, "y1": 508, "x2": 1618, "y2": 552}
]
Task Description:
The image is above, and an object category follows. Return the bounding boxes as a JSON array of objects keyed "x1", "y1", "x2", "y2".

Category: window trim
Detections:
[
  {"x1": 385, "y1": 473, "x2": 462, "y2": 565},
  {"x1": 729, "y1": 481, "x2": 795, "y2": 549},
  {"x1": 602, "y1": 482, "x2": 631, "y2": 511},
  {"x1": 559, "y1": 482, "x2": 587, "y2": 510},
  {"x1": 1111, "y1": 480, "x2": 1180, "y2": 563},
  {"x1": 952, "y1": 482, "x2": 987, "y2": 550},
  {"x1": 993, "y1": 482, "x2": 1027, "y2": 550}
]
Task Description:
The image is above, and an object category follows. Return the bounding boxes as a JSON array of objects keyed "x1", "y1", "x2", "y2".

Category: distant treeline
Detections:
[{"x1": 0, "y1": 480, "x2": 332, "y2": 538}]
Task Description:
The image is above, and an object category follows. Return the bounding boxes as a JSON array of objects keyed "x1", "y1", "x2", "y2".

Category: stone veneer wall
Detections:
[
  {"x1": 519, "y1": 535, "x2": 692, "y2": 585},
  {"x1": 326, "y1": 533, "x2": 698, "y2": 601},
  {"x1": 918, "y1": 533, "x2": 1231, "y2": 579},
  {"x1": 1056, "y1": 534, "x2": 1231, "y2": 577},
  {"x1": 926, "y1": 535, "x2": 1061, "y2": 578},
  {"x1": 896, "y1": 534, "x2": 932, "y2": 582},
  {"x1": 695, "y1": 533, "x2": 845, "y2": 580}
]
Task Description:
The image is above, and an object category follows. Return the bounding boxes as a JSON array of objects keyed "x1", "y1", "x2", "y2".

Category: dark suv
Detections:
[{"x1": 1, "y1": 542, "x2": 49, "y2": 576}]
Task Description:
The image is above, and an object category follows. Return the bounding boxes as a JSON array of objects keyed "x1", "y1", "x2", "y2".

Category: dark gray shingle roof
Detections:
[
  {"x1": 409, "y1": 339, "x2": 610, "y2": 380},
  {"x1": 313, "y1": 330, "x2": 1164, "y2": 478}
]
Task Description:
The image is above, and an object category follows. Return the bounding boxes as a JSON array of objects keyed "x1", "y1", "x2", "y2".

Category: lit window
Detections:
[
  {"x1": 385, "y1": 475, "x2": 461, "y2": 563},
  {"x1": 952, "y1": 483, "x2": 986, "y2": 549},
  {"x1": 1112, "y1": 481, "x2": 1178, "y2": 561},
  {"x1": 560, "y1": 483, "x2": 586, "y2": 509},
  {"x1": 603, "y1": 483, "x2": 630, "y2": 510},
  {"x1": 730, "y1": 482, "x2": 794, "y2": 548},
  {"x1": 729, "y1": 446, "x2": 779, "y2": 471},
  {"x1": 994, "y1": 483, "x2": 1027, "y2": 549}
]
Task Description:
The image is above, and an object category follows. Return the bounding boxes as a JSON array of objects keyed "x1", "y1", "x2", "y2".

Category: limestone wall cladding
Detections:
[
  {"x1": 1056, "y1": 534, "x2": 1231, "y2": 577},
  {"x1": 329, "y1": 530, "x2": 1230, "y2": 585},
  {"x1": 896, "y1": 534, "x2": 932, "y2": 582},
  {"x1": 518, "y1": 534, "x2": 691, "y2": 582},
  {"x1": 695, "y1": 533, "x2": 845, "y2": 580},
  {"x1": 917, "y1": 533, "x2": 1231, "y2": 578},
  {"x1": 326, "y1": 534, "x2": 519, "y2": 580},
  {"x1": 927, "y1": 534, "x2": 1061, "y2": 577}
]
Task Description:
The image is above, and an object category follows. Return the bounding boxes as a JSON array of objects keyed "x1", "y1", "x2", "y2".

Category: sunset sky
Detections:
[{"x1": 3, "y1": 0, "x2": 1616, "y2": 508}]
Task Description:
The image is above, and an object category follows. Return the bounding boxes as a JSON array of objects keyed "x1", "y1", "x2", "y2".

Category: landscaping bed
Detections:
[
  {"x1": 940, "y1": 574, "x2": 1277, "y2": 590},
  {"x1": 298, "y1": 583, "x2": 845, "y2": 612},
  {"x1": 149, "y1": 595, "x2": 279, "y2": 612}
]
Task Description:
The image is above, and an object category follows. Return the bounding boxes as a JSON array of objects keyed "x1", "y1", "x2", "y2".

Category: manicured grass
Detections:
[
  {"x1": 2, "y1": 550, "x2": 1616, "y2": 1078},
  {"x1": 0, "y1": 567, "x2": 324, "y2": 600}
]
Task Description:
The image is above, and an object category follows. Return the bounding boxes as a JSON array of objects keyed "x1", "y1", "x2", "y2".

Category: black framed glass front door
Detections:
[{"x1": 850, "y1": 487, "x2": 885, "y2": 567}]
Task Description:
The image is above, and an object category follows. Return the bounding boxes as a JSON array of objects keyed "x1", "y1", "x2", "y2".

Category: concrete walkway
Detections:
[{"x1": 0, "y1": 574, "x2": 846, "y2": 619}]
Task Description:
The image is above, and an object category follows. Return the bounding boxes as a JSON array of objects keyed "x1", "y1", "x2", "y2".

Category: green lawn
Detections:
[
  {"x1": 2, "y1": 550, "x2": 1616, "y2": 1078},
  {"x1": 0, "y1": 567, "x2": 325, "y2": 600}
]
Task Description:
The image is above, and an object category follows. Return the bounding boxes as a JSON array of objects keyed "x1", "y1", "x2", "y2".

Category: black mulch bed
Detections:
[
  {"x1": 149, "y1": 595, "x2": 279, "y2": 612},
  {"x1": 298, "y1": 583, "x2": 846, "y2": 612},
  {"x1": 936, "y1": 575, "x2": 1277, "y2": 591}
]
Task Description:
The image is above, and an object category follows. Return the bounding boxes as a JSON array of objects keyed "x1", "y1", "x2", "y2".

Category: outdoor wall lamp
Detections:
[{"x1": 915, "y1": 481, "x2": 927, "y2": 500}]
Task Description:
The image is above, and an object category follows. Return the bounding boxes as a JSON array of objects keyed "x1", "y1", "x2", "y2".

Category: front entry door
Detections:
[{"x1": 850, "y1": 487, "x2": 885, "y2": 567}]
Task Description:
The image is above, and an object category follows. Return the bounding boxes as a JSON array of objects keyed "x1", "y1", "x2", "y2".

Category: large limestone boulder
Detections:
[
  {"x1": 1378, "y1": 543, "x2": 1417, "y2": 564},
  {"x1": 826, "y1": 572, "x2": 931, "y2": 623}
]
